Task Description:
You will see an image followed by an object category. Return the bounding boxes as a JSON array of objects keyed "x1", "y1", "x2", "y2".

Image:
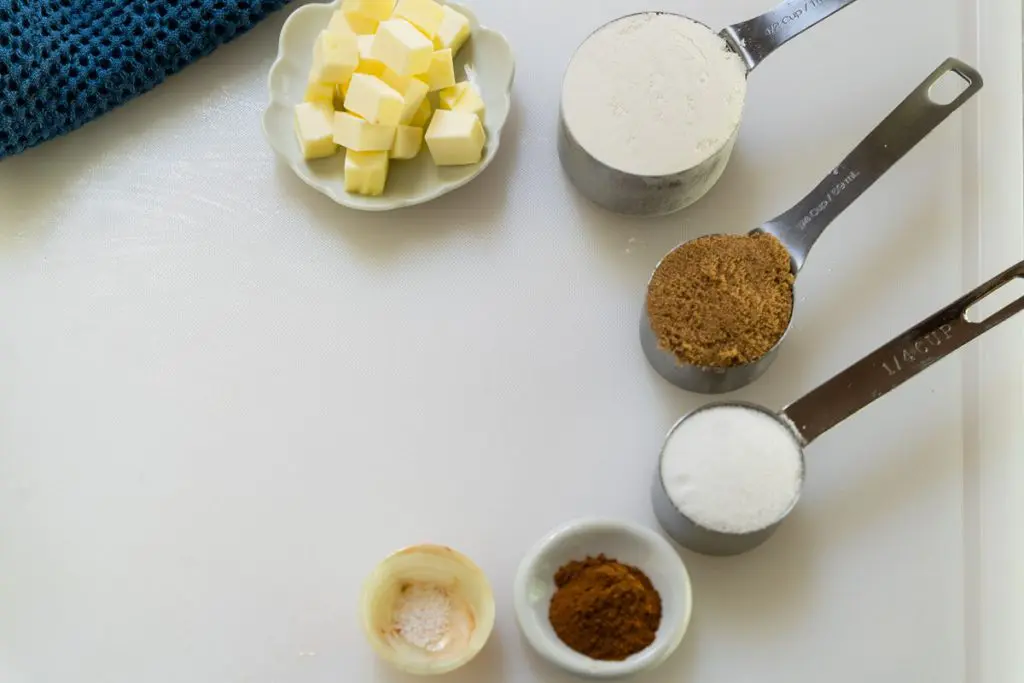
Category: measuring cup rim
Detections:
[
  {"x1": 559, "y1": 11, "x2": 746, "y2": 180},
  {"x1": 657, "y1": 400, "x2": 807, "y2": 537},
  {"x1": 643, "y1": 234, "x2": 798, "y2": 374}
]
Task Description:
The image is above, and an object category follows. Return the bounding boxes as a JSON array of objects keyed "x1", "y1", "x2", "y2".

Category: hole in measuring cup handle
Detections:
[
  {"x1": 964, "y1": 276, "x2": 1024, "y2": 324},
  {"x1": 927, "y1": 70, "x2": 972, "y2": 105}
]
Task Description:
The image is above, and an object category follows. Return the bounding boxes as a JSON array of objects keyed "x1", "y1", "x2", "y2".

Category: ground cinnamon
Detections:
[
  {"x1": 548, "y1": 554, "x2": 662, "y2": 661},
  {"x1": 646, "y1": 233, "x2": 794, "y2": 367}
]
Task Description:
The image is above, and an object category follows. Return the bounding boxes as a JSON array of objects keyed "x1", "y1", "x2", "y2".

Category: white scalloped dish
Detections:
[{"x1": 263, "y1": 1, "x2": 514, "y2": 211}]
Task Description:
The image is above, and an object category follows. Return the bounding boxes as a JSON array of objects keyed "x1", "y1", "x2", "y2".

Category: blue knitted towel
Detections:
[{"x1": 0, "y1": 0, "x2": 292, "y2": 159}]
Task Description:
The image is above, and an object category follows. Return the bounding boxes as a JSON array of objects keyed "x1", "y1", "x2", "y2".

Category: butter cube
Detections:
[
  {"x1": 408, "y1": 96, "x2": 433, "y2": 128},
  {"x1": 433, "y1": 4, "x2": 470, "y2": 54},
  {"x1": 420, "y1": 49, "x2": 455, "y2": 92},
  {"x1": 437, "y1": 81, "x2": 465, "y2": 109},
  {"x1": 344, "y1": 73, "x2": 404, "y2": 126},
  {"x1": 312, "y1": 30, "x2": 359, "y2": 84},
  {"x1": 347, "y1": 13, "x2": 379, "y2": 34},
  {"x1": 390, "y1": 124, "x2": 424, "y2": 159},
  {"x1": 341, "y1": 0, "x2": 393, "y2": 22},
  {"x1": 294, "y1": 102, "x2": 338, "y2": 160},
  {"x1": 333, "y1": 83, "x2": 348, "y2": 110},
  {"x1": 451, "y1": 85, "x2": 485, "y2": 120},
  {"x1": 326, "y1": 10, "x2": 358, "y2": 38},
  {"x1": 344, "y1": 149, "x2": 390, "y2": 196},
  {"x1": 392, "y1": 0, "x2": 444, "y2": 39},
  {"x1": 379, "y1": 68, "x2": 429, "y2": 124},
  {"x1": 305, "y1": 72, "x2": 335, "y2": 106},
  {"x1": 424, "y1": 109, "x2": 485, "y2": 165},
  {"x1": 334, "y1": 111, "x2": 397, "y2": 151},
  {"x1": 355, "y1": 35, "x2": 386, "y2": 76},
  {"x1": 372, "y1": 19, "x2": 434, "y2": 76},
  {"x1": 439, "y1": 81, "x2": 484, "y2": 121}
]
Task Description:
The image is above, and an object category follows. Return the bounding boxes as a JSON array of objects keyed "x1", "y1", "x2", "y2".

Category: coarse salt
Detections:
[
  {"x1": 393, "y1": 583, "x2": 452, "y2": 651},
  {"x1": 660, "y1": 405, "x2": 803, "y2": 534}
]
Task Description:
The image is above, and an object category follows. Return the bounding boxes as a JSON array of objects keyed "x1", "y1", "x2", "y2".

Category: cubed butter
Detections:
[
  {"x1": 424, "y1": 109, "x2": 485, "y2": 165},
  {"x1": 392, "y1": 0, "x2": 444, "y2": 39},
  {"x1": 305, "y1": 72, "x2": 335, "y2": 106},
  {"x1": 390, "y1": 124, "x2": 424, "y2": 159},
  {"x1": 433, "y1": 4, "x2": 470, "y2": 54},
  {"x1": 344, "y1": 149, "x2": 390, "y2": 196},
  {"x1": 326, "y1": 10, "x2": 358, "y2": 38},
  {"x1": 344, "y1": 73, "x2": 404, "y2": 126},
  {"x1": 341, "y1": 0, "x2": 393, "y2": 22},
  {"x1": 408, "y1": 96, "x2": 433, "y2": 127},
  {"x1": 420, "y1": 48, "x2": 455, "y2": 92},
  {"x1": 451, "y1": 85, "x2": 485, "y2": 120},
  {"x1": 437, "y1": 80, "x2": 465, "y2": 109},
  {"x1": 379, "y1": 68, "x2": 429, "y2": 124},
  {"x1": 438, "y1": 80, "x2": 484, "y2": 121},
  {"x1": 334, "y1": 111, "x2": 397, "y2": 151},
  {"x1": 346, "y1": 13, "x2": 379, "y2": 34},
  {"x1": 371, "y1": 19, "x2": 434, "y2": 76},
  {"x1": 333, "y1": 83, "x2": 348, "y2": 110},
  {"x1": 312, "y1": 30, "x2": 359, "y2": 84},
  {"x1": 355, "y1": 35, "x2": 386, "y2": 76},
  {"x1": 294, "y1": 102, "x2": 338, "y2": 160}
]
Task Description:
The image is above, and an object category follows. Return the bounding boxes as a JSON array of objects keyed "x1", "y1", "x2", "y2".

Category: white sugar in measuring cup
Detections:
[
  {"x1": 641, "y1": 58, "x2": 983, "y2": 395},
  {"x1": 652, "y1": 259, "x2": 1024, "y2": 556},
  {"x1": 559, "y1": 0, "x2": 864, "y2": 216}
]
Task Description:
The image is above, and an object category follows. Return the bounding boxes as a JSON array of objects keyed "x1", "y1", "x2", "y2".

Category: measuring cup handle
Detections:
[
  {"x1": 780, "y1": 260, "x2": 1024, "y2": 446},
  {"x1": 721, "y1": 0, "x2": 862, "y2": 71},
  {"x1": 759, "y1": 58, "x2": 983, "y2": 273}
]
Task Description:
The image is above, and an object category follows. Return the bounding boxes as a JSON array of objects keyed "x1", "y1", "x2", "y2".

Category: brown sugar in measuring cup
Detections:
[
  {"x1": 646, "y1": 233, "x2": 794, "y2": 368},
  {"x1": 641, "y1": 58, "x2": 983, "y2": 394}
]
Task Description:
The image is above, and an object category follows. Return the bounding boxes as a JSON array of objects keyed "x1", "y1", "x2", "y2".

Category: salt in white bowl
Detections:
[{"x1": 360, "y1": 544, "x2": 496, "y2": 675}]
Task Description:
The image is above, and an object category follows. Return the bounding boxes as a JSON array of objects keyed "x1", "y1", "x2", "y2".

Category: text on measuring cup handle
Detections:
[
  {"x1": 764, "y1": 0, "x2": 829, "y2": 36},
  {"x1": 794, "y1": 168, "x2": 861, "y2": 231},
  {"x1": 879, "y1": 323, "x2": 955, "y2": 377}
]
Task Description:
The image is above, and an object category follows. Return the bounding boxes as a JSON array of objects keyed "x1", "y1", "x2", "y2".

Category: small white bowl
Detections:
[
  {"x1": 513, "y1": 518, "x2": 693, "y2": 679},
  {"x1": 262, "y1": 1, "x2": 515, "y2": 211},
  {"x1": 359, "y1": 544, "x2": 496, "y2": 675}
]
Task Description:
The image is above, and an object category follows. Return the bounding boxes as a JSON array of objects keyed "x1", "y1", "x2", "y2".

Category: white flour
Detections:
[
  {"x1": 393, "y1": 583, "x2": 452, "y2": 652},
  {"x1": 561, "y1": 12, "x2": 747, "y2": 177},
  {"x1": 660, "y1": 405, "x2": 803, "y2": 534}
]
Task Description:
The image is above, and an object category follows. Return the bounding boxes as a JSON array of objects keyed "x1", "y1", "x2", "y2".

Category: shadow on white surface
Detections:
[
  {"x1": 269, "y1": 99, "x2": 523, "y2": 259},
  {"x1": 813, "y1": 410, "x2": 964, "y2": 540},
  {"x1": 373, "y1": 631, "x2": 506, "y2": 683},
  {"x1": 679, "y1": 509, "x2": 821, "y2": 635},
  {"x1": 516, "y1": 608, "x2": 702, "y2": 683}
]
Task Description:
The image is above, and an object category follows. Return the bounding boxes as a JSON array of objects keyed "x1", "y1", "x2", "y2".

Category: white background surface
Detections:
[{"x1": 1, "y1": 1, "x2": 1021, "y2": 682}]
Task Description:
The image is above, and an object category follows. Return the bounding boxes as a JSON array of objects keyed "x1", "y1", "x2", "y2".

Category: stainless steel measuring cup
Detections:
[
  {"x1": 653, "y1": 259, "x2": 1024, "y2": 556},
  {"x1": 559, "y1": 0, "x2": 865, "y2": 216},
  {"x1": 641, "y1": 57, "x2": 983, "y2": 395}
]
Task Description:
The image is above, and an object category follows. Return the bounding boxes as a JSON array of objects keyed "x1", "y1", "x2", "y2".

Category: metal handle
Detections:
[
  {"x1": 720, "y1": 0, "x2": 862, "y2": 71},
  {"x1": 758, "y1": 58, "x2": 983, "y2": 273},
  {"x1": 781, "y1": 260, "x2": 1024, "y2": 445}
]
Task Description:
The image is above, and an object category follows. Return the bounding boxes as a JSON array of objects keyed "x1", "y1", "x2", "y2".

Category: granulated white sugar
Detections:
[
  {"x1": 393, "y1": 583, "x2": 452, "y2": 651},
  {"x1": 660, "y1": 405, "x2": 803, "y2": 534},
  {"x1": 561, "y1": 12, "x2": 747, "y2": 177}
]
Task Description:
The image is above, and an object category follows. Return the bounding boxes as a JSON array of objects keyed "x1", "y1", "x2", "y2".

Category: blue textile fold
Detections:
[{"x1": 0, "y1": 0, "x2": 292, "y2": 159}]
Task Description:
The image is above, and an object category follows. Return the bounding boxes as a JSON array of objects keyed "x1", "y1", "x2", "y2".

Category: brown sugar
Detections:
[
  {"x1": 646, "y1": 233, "x2": 794, "y2": 367},
  {"x1": 548, "y1": 554, "x2": 662, "y2": 661}
]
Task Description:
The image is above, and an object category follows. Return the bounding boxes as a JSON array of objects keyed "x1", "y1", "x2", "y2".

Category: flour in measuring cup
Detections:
[
  {"x1": 660, "y1": 405, "x2": 803, "y2": 534},
  {"x1": 561, "y1": 12, "x2": 747, "y2": 177}
]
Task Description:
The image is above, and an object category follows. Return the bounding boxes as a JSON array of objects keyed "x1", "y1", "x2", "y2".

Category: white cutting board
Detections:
[{"x1": 0, "y1": 1, "x2": 1020, "y2": 682}]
